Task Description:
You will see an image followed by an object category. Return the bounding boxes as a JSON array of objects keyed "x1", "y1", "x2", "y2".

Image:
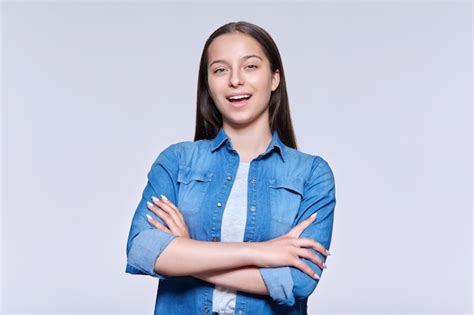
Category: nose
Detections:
[{"x1": 229, "y1": 69, "x2": 244, "y2": 87}]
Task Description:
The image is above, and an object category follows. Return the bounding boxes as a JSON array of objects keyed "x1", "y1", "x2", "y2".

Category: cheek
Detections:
[
  {"x1": 207, "y1": 86, "x2": 225, "y2": 109},
  {"x1": 207, "y1": 79, "x2": 224, "y2": 97},
  {"x1": 248, "y1": 74, "x2": 272, "y2": 90}
]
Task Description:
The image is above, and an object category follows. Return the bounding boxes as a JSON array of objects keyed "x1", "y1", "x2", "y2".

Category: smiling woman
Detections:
[
  {"x1": 125, "y1": 21, "x2": 336, "y2": 315},
  {"x1": 206, "y1": 32, "x2": 280, "y2": 133}
]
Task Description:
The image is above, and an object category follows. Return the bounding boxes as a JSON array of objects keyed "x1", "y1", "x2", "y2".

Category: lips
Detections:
[
  {"x1": 226, "y1": 94, "x2": 252, "y2": 102},
  {"x1": 226, "y1": 94, "x2": 252, "y2": 108}
]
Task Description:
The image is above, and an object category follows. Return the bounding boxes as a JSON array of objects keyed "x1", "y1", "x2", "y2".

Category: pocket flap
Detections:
[
  {"x1": 177, "y1": 167, "x2": 213, "y2": 184},
  {"x1": 269, "y1": 177, "x2": 304, "y2": 196}
]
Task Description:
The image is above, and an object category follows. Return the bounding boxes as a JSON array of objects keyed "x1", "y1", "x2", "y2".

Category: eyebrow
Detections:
[{"x1": 209, "y1": 54, "x2": 263, "y2": 67}]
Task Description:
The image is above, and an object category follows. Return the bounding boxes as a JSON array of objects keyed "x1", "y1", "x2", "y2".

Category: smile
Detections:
[{"x1": 226, "y1": 94, "x2": 252, "y2": 108}]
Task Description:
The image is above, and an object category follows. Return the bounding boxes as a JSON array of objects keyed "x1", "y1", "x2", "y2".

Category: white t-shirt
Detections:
[{"x1": 212, "y1": 161, "x2": 250, "y2": 314}]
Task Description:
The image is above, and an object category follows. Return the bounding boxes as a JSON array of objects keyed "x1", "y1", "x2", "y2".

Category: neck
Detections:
[{"x1": 223, "y1": 123, "x2": 272, "y2": 163}]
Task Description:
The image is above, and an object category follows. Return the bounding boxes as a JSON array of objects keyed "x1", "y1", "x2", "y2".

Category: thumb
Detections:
[{"x1": 287, "y1": 213, "x2": 318, "y2": 238}]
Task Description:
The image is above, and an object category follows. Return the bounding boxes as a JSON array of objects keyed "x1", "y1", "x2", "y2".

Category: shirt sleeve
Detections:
[
  {"x1": 258, "y1": 156, "x2": 336, "y2": 305},
  {"x1": 125, "y1": 144, "x2": 181, "y2": 280}
]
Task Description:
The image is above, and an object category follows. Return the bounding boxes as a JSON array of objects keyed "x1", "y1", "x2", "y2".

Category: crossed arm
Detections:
[
  {"x1": 153, "y1": 236, "x2": 270, "y2": 295},
  {"x1": 145, "y1": 198, "x2": 326, "y2": 297},
  {"x1": 193, "y1": 266, "x2": 268, "y2": 295},
  {"x1": 126, "y1": 147, "x2": 335, "y2": 305}
]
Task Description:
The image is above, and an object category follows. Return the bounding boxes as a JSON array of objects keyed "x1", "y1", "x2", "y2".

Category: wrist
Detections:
[{"x1": 244, "y1": 241, "x2": 260, "y2": 267}]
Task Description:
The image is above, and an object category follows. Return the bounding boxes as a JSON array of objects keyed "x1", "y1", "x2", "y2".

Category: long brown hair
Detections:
[{"x1": 194, "y1": 21, "x2": 298, "y2": 150}]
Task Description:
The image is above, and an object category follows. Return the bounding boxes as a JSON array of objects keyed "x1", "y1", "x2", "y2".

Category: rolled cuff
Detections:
[
  {"x1": 126, "y1": 229, "x2": 178, "y2": 280},
  {"x1": 259, "y1": 266, "x2": 295, "y2": 306}
]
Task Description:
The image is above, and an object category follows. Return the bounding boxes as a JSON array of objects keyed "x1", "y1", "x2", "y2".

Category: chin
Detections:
[{"x1": 228, "y1": 117, "x2": 260, "y2": 128}]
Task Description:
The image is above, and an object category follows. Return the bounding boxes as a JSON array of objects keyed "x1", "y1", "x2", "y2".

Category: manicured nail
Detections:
[
  {"x1": 327, "y1": 250, "x2": 331, "y2": 256},
  {"x1": 160, "y1": 194, "x2": 168, "y2": 201},
  {"x1": 146, "y1": 214, "x2": 153, "y2": 221},
  {"x1": 310, "y1": 213, "x2": 317, "y2": 219},
  {"x1": 323, "y1": 263, "x2": 327, "y2": 269},
  {"x1": 151, "y1": 196, "x2": 159, "y2": 203},
  {"x1": 147, "y1": 201, "x2": 154, "y2": 208},
  {"x1": 313, "y1": 272, "x2": 320, "y2": 280}
]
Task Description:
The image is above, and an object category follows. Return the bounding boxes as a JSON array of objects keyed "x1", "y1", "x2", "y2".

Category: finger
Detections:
[
  {"x1": 296, "y1": 237, "x2": 329, "y2": 257},
  {"x1": 147, "y1": 201, "x2": 178, "y2": 230},
  {"x1": 152, "y1": 199, "x2": 188, "y2": 234},
  {"x1": 152, "y1": 196, "x2": 179, "y2": 218},
  {"x1": 150, "y1": 197, "x2": 181, "y2": 227},
  {"x1": 159, "y1": 196, "x2": 188, "y2": 227},
  {"x1": 287, "y1": 213, "x2": 317, "y2": 238},
  {"x1": 159, "y1": 195, "x2": 185, "y2": 221},
  {"x1": 146, "y1": 214, "x2": 171, "y2": 233},
  {"x1": 297, "y1": 248, "x2": 326, "y2": 270},
  {"x1": 292, "y1": 259, "x2": 320, "y2": 280}
]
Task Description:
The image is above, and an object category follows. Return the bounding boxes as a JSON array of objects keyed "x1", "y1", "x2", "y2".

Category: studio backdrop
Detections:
[{"x1": 1, "y1": 1, "x2": 472, "y2": 314}]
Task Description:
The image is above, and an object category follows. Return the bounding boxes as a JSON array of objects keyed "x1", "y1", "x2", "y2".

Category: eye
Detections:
[
  {"x1": 246, "y1": 64, "x2": 258, "y2": 70},
  {"x1": 213, "y1": 68, "x2": 226, "y2": 74}
]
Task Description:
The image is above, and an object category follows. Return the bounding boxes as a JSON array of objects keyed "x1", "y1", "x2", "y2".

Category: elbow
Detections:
[
  {"x1": 125, "y1": 248, "x2": 170, "y2": 280},
  {"x1": 290, "y1": 264, "x2": 324, "y2": 300},
  {"x1": 293, "y1": 277, "x2": 319, "y2": 300},
  {"x1": 126, "y1": 238, "x2": 149, "y2": 273},
  {"x1": 259, "y1": 267, "x2": 296, "y2": 306},
  {"x1": 126, "y1": 229, "x2": 178, "y2": 279}
]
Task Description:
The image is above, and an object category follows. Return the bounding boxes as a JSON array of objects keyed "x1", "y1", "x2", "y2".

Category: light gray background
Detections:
[{"x1": 1, "y1": 1, "x2": 472, "y2": 314}]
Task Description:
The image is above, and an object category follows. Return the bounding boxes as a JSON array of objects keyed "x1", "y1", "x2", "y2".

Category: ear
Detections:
[{"x1": 271, "y1": 69, "x2": 280, "y2": 92}]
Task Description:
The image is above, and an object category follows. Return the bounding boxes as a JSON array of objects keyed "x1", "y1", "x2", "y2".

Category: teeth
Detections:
[{"x1": 228, "y1": 94, "x2": 251, "y2": 100}]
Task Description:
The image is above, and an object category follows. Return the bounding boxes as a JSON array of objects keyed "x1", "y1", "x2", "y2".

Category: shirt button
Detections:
[
  {"x1": 238, "y1": 310, "x2": 243, "y2": 315},
  {"x1": 250, "y1": 206, "x2": 256, "y2": 212},
  {"x1": 226, "y1": 176, "x2": 232, "y2": 181},
  {"x1": 251, "y1": 178, "x2": 256, "y2": 184},
  {"x1": 211, "y1": 236, "x2": 218, "y2": 242},
  {"x1": 217, "y1": 202, "x2": 222, "y2": 208},
  {"x1": 203, "y1": 306, "x2": 209, "y2": 313}
]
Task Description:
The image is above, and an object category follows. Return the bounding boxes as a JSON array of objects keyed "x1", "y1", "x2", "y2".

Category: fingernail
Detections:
[
  {"x1": 327, "y1": 250, "x2": 331, "y2": 256},
  {"x1": 310, "y1": 213, "x2": 317, "y2": 219},
  {"x1": 147, "y1": 201, "x2": 154, "y2": 208},
  {"x1": 152, "y1": 196, "x2": 159, "y2": 203},
  {"x1": 313, "y1": 272, "x2": 320, "y2": 280},
  {"x1": 323, "y1": 263, "x2": 327, "y2": 269},
  {"x1": 146, "y1": 214, "x2": 153, "y2": 221},
  {"x1": 160, "y1": 194, "x2": 168, "y2": 201}
]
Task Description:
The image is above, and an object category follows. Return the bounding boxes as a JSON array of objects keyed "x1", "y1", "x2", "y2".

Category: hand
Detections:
[
  {"x1": 146, "y1": 195, "x2": 191, "y2": 239},
  {"x1": 252, "y1": 213, "x2": 330, "y2": 279}
]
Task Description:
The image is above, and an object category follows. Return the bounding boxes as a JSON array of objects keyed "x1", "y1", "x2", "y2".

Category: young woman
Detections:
[{"x1": 125, "y1": 21, "x2": 336, "y2": 315}]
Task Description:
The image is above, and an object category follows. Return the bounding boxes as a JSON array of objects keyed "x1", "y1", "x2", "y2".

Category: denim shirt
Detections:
[{"x1": 125, "y1": 127, "x2": 336, "y2": 315}]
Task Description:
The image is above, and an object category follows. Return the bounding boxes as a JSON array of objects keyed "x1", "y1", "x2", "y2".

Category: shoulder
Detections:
[
  {"x1": 153, "y1": 138, "x2": 213, "y2": 165},
  {"x1": 283, "y1": 146, "x2": 335, "y2": 186}
]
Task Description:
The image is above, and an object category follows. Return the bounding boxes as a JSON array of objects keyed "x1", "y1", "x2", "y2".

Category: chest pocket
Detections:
[
  {"x1": 269, "y1": 177, "x2": 305, "y2": 226},
  {"x1": 177, "y1": 166, "x2": 213, "y2": 215}
]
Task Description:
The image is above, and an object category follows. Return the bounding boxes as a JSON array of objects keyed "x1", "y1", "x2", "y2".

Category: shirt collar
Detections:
[{"x1": 210, "y1": 127, "x2": 286, "y2": 163}]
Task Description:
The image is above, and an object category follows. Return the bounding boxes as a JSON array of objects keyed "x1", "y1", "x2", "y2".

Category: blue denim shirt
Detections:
[{"x1": 125, "y1": 127, "x2": 336, "y2": 315}]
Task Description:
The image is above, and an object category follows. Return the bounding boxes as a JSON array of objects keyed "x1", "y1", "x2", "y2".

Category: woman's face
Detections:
[{"x1": 207, "y1": 32, "x2": 280, "y2": 130}]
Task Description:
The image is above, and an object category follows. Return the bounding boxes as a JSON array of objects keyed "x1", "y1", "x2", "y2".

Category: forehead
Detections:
[{"x1": 207, "y1": 33, "x2": 266, "y2": 63}]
